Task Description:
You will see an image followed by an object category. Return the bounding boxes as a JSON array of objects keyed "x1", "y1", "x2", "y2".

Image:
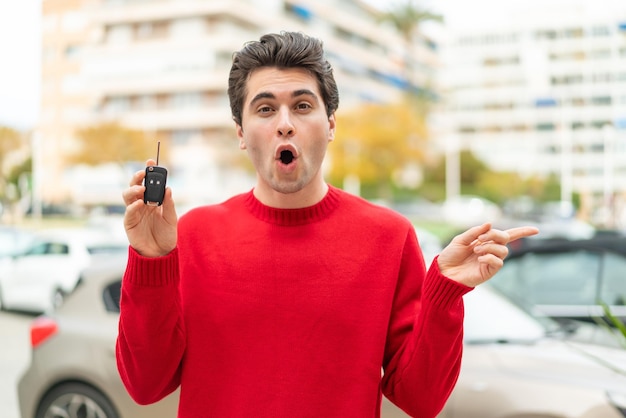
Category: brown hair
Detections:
[{"x1": 228, "y1": 31, "x2": 339, "y2": 126}]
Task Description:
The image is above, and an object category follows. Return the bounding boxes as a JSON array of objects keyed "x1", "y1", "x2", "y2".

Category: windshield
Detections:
[{"x1": 0, "y1": 228, "x2": 36, "y2": 257}]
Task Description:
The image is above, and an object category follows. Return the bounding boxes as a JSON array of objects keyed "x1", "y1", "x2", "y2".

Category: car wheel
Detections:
[
  {"x1": 51, "y1": 288, "x2": 64, "y2": 310},
  {"x1": 35, "y1": 382, "x2": 119, "y2": 418}
]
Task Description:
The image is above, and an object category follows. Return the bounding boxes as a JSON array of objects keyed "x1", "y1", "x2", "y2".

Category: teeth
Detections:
[{"x1": 280, "y1": 150, "x2": 294, "y2": 164}]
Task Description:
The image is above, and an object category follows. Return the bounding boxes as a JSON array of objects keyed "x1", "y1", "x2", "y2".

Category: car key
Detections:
[{"x1": 143, "y1": 141, "x2": 168, "y2": 206}]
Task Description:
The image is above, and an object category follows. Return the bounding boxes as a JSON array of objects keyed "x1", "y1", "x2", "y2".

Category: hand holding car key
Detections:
[{"x1": 144, "y1": 141, "x2": 168, "y2": 206}]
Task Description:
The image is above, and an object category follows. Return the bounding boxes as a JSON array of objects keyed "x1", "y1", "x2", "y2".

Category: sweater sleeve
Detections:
[
  {"x1": 381, "y1": 232, "x2": 472, "y2": 418},
  {"x1": 115, "y1": 246, "x2": 186, "y2": 405}
]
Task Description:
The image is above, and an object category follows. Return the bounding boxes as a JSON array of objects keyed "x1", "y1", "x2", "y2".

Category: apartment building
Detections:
[
  {"x1": 39, "y1": 0, "x2": 438, "y2": 207},
  {"x1": 437, "y1": 0, "x2": 626, "y2": 225}
]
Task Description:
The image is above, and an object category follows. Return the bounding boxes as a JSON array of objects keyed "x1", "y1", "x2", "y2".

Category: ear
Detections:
[
  {"x1": 328, "y1": 114, "x2": 336, "y2": 142},
  {"x1": 236, "y1": 124, "x2": 246, "y2": 150}
]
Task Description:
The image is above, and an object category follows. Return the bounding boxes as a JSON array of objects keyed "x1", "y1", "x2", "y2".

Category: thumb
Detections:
[{"x1": 452, "y1": 223, "x2": 491, "y2": 246}]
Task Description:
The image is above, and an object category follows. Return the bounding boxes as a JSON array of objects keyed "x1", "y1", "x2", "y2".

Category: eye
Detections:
[
  {"x1": 258, "y1": 105, "x2": 273, "y2": 114},
  {"x1": 295, "y1": 102, "x2": 312, "y2": 111}
]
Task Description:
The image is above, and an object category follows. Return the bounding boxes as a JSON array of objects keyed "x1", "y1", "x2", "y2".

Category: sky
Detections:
[{"x1": 0, "y1": 1, "x2": 42, "y2": 130}]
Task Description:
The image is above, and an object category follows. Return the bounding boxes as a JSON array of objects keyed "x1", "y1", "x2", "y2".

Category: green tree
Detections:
[
  {"x1": 6, "y1": 157, "x2": 32, "y2": 201},
  {"x1": 378, "y1": 0, "x2": 443, "y2": 103},
  {"x1": 68, "y1": 122, "x2": 157, "y2": 166},
  {"x1": 418, "y1": 150, "x2": 565, "y2": 205},
  {"x1": 0, "y1": 126, "x2": 25, "y2": 202},
  {"x1": 328, "y1": 100, "x2": 428, "y2": 199},
  {"x1": 378, "y1": 0, "x2": 443, "y2": 44}
]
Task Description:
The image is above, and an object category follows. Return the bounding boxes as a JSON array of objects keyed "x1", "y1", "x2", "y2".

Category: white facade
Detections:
[{"x1": 437, "y1": 0, "x2": 626, "y2": 224}]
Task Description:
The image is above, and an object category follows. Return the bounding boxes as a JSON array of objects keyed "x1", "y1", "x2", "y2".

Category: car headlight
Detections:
[{"x1": 608, "y1": 391, "x2": 626, "y2": 417}]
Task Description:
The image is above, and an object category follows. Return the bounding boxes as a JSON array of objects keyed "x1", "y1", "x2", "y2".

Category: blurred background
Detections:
[
  {"x1": 1, "y1": 0, "x2": 625, "y2": 235},
  {"x1": 2, "y1": 0, "x2": 626, "y2": 417}
]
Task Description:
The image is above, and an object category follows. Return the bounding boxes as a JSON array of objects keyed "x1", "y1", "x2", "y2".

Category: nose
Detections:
[{"x1": 276, "y1": 108, "x2": 295, "y2": 137}]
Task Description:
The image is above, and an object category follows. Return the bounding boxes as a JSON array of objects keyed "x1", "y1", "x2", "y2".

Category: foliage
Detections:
[
  {"x1": 378, "y1": 0, "x2": 443, "y2": 42},
  {"x1": 6, "y1": 157, "x2": 32, "y2": 201},
  {"x1": 0, "y1": 126, "x2": 26, "y2": 202},
  {"x1": 595, "y1": 302, "x2": 626, "y2": 349},
  {"x1": 418, "y1": 150, "x2": 566, "y2": 205},
  {"x1": 327, "y1": 100, "x2": 429, "y2": 199},
  {"x1": 68, "y1": 122, "x2": 157, "y2": 166}
]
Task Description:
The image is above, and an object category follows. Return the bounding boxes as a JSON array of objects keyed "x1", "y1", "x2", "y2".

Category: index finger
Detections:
[{"x1": 506, "y1": 226, "x2": 539, "y2": 242}]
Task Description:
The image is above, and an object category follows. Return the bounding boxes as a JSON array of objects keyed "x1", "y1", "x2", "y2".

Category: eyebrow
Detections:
[{"x1": 249, "y1": 89, "x2": 319, "y2": 108}]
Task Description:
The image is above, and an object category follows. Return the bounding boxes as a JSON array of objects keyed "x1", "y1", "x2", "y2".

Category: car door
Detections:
[{"x1": 4, "y1": 240, "x2": 76, "y2": 308}]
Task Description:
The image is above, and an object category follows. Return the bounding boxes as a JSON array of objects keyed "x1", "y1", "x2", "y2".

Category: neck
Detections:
[{"x1": 253, "y1": 180, "x2": 329, "y2": 209}]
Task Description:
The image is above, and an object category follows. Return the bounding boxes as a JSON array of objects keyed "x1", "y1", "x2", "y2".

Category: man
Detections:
[{"x1": 117, "y1": 31, "x2": 538, "y2": 418}]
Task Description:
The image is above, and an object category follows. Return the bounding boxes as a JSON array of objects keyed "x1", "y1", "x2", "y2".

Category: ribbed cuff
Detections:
[
  {"x1": 423, "y1": 256, "x2": 473, "y2": 311},
  {"x1": 124, "y1": 246, "x2": 180, "y2": 287}
]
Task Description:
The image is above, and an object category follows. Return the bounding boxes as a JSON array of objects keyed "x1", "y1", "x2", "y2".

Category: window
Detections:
[
  {"x1": 171, "y1": 18, "x2": 206, "y2": 38},
  {"x1": 600, "y1": 252, "x2": 626, "y2": 306},
  {"x1": 48, "y1": 243, "x2": 69, "y2": 255},
  {"x1": 591, "y1": 26, "x2": 610, "y2": 36},
  {"x1": 536, "y1": 123, "x2": 556, "y2": 131},
  {"x1": 25, "y1": 242, "x2": 69, "y2": 256},
  {"x1": 492, "y1": 250, "x2": 601, "y2": 306},
  {"x1": 107, "y1": 24, "x2": 132, "y2": 44},
  {"x1": 529, "y1": 251, "x2": 600, "y2": 305},
  {"x1": 64, "y1": 45, "x2": 82, "y2": 60},
  {"x1": 103, "y1": 97, "x2": 130, "y2": 116},
  {"x1": 170, "y1": 92, "x2": 203, "y2": 109},
  {"x1": 591, "y1": 96, "x2": 612, "y2": 106},
  {"x1": 103, "y1": 280, "x2": 122, "y2": 313},
  {"x1": 135, "y1": 21, "x2": 167, "y2": 40}
]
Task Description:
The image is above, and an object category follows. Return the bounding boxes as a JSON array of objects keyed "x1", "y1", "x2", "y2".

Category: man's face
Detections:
[{"x1": 236, "y1": 67, "x2": 336, "y2": 202}]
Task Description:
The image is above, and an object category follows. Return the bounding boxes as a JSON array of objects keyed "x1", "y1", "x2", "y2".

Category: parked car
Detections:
[
  {"x1": 414, "y1": 226, "x2": 443, "y2": 266},
  {"x1": 0, "y1": 225, "x2": 36, "y2": 258},
  {"x1": 18, "y1": 258, "x2": 626, "y2": 418},
  {"x1": 0, "y1": 228, "x2": 127, "y2": 313},
  {"x1": 490, "y1": 235, "x2": 626, "y2": 325},
  {"x1": 17, "y1": 254, "x2": 179, "y2": 418},
  {"x1": 442, "y1": 195, "x2": 502, "y2": 229}
]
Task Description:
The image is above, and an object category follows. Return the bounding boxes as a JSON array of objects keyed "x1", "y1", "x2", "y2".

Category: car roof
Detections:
[
  {"x1": 509, "y1": 235, "x2": 626, "y2": 257},
  {"x1": 28, "y1": 228, "x2": 128, "y2": 253}
]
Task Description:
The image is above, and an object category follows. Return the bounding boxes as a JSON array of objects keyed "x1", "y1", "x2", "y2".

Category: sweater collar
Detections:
[{"x1": 244, "y1": 185, "x2": 341, "y2": 226}]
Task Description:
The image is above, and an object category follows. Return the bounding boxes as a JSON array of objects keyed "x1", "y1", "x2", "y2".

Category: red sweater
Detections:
[{"x1": 116, "y1": 186, "x2": 471, "y2": 417}]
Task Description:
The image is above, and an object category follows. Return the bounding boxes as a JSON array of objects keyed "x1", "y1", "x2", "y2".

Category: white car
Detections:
[{"x1": 0, "y1": 228, "x2": 127, "y2": 313}]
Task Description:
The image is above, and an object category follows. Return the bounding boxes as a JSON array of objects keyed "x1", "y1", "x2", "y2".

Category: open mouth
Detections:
[{"x1": 279, "y1": 149, "x2": 295, "y2": 164}]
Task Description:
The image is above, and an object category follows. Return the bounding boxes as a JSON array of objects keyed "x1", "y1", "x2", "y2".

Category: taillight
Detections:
[{"x1": 30, "y1": 316, "x2": 58, "y2": 348}]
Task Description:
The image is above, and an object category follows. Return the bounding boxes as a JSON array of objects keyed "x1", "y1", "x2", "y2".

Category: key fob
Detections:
[{"x1": 144, "y1": 166, "x2": 167, "y2": 206}]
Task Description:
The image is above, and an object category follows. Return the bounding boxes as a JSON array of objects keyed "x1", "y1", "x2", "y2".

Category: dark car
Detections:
[{"x1": 491, "y1": 236, "x2": 626, "y2": 325}]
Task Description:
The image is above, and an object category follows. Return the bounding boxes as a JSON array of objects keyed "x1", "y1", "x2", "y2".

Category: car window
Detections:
[
  {"x1": 491, "y1": 256, "x2": 531, "y2": 307},
  {"x1": 103, "y1": 280, "x2": 122, "y2": 313},
  {"x1": 48, "y1": 242, "x2": 69, "y2": 255},
  {"x1": 24, "y1": 242, "x2": 50, "y2": 256},
  {"x1": 493, "y1": 250, "x2": 601, "y2": 307},
  {"x1": 88, "y1": 244, "x2": 127, "y2": 255},
  {"x1": 0, "y1": 228, "x2": 35, "y2": 257},
  {"x1": 600, "y1": 252, "x2": 626, "y2": 306},
  {"x1": 526, "y1": 250, "x2": 600, "y2": 305}
]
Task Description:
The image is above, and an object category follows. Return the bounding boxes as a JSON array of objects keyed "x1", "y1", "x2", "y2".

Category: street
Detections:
[{"x1": 0, "y1": 310, "x2": 34, "y2": 418}]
